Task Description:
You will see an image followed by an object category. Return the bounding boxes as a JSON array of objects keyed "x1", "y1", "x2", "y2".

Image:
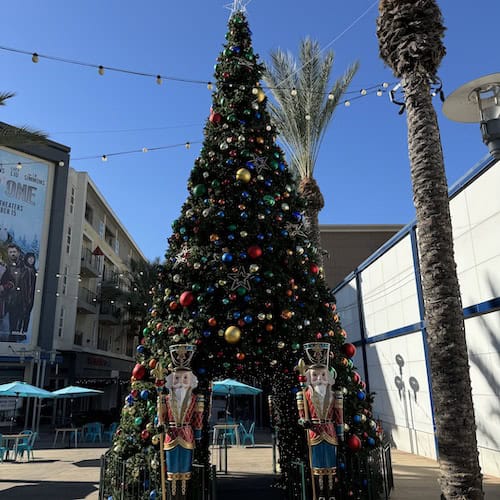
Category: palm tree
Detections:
[
  {"x1": 377, "y1": 1, "x2": 483, "y2": 498},
  {"x1": 0, "y1": 92, "x2": 47, "y2": 146},
  {"x1": 263, "y1": 38, "x2": 358, "y2": 265}
]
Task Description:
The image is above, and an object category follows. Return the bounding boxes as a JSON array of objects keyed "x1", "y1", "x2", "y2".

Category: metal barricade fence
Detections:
[{"x1": 98, "y1": 450, "x2": 216, "y2": 500}]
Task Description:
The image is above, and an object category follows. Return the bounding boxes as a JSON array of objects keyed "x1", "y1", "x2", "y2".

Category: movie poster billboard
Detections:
[{"x1": 0, "y1": 148, "x2": 50, "y2": 344}]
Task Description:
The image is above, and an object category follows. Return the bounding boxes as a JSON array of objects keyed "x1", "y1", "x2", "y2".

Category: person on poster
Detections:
[
  {"x1": 157, "y1": 344, "x2": 204, "y2": 498},
  {"x1": 297, "y1": 342, "x2": 344, "y2": 500},
  {"x1": 20, "y1": 252, "x2": 37, "y2": 333},
  {"x1": 0, "y1": 252, "x2": 14, "y2": 320},
  {"x1": 6, "y1": 243, "x2": 25, "y2": 336}
]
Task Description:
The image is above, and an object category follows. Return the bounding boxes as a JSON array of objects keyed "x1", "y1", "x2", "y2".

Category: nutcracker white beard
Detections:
[{"x1": 312, "y1": 380, "x2": 328, "y2": 399}]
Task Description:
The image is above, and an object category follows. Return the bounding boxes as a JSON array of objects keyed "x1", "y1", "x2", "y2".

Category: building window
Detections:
[
  {"x1": 98, "y1": 220, "x2": 105, "y2": 238},
  {"x1": 58, "y1": 307, "x2": 65, "y2": 338},
  {"x1": 62, "y1": 266, "x2": 68, "y2": 295},
  {"x1": 69, "y1": 186, "x2": 75, "y2": 214},
  {"x1": 66, "y1": 226, "x2": 72, "y2": 254},
  {"x1": 114, "y1": 237, "x2": 120, "y2": 255},
  {"x1": 85, "y1": 203, "x2": 93, "y2": 225}
]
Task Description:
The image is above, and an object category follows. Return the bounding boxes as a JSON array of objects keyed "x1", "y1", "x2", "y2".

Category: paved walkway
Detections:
[{"x1": 0, "y1": 439, "x2": 499, "y2": 499}]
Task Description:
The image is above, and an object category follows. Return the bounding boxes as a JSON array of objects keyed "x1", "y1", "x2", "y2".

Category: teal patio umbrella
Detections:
[
  {"x1": 51, "y1": 385, "x2": 104, "y2": 423},
  {"x1": 0, "y1": 381, "x2": 54, "y2": 430},
  {"x1": 212, "y1": 379, "x2": 262, "y2": 396},
  {"x1": 51, "y1": 385, "x2": 104, "y2": 398}
]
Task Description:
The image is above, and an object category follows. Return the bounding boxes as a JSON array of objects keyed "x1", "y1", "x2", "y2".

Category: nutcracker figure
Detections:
[
  {"x1": 157, "y1": 344, "x2": 204, "y2": 498},
  {"x1": 296, "y1": 342, "x2": 343, "y2": 500}
]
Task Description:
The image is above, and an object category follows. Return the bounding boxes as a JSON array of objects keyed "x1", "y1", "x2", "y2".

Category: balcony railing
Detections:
[
  {"x1": 99, "y1": 303, "x2": 121, "y2": 324},
  {"x1": 77, "y1": 286, "x2": 98, "y2": 314},
  {"x1": 80, "y1": 247, "x2": 102, "y2": 278}
]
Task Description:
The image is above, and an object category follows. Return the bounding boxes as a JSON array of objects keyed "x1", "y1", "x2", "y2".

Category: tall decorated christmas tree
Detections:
[{"x1": 107, "y1": 6, "x2": 381, "y2": 500}]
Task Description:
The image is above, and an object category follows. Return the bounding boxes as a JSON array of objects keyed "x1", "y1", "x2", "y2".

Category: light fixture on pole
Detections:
[{"x1": 443, "y1": 73, "x2": 500, "y2": 159}]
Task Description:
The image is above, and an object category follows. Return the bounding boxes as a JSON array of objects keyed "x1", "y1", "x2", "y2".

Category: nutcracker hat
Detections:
[
  {"x1": 169, "y1": 344, "x2": 196, "y2": 371},
  {"x1": 303, "y1": 342, "x2": 330, "y2": 369}
]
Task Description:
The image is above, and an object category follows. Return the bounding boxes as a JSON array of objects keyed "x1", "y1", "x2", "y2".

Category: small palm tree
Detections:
[
  {"x1": 263, "y1": 38, "x2": 358, "y2": 265},
  {"x1": 0, "y1": 92, "x2": 47, "y2": 147},
  {"x1": 377, "y1": 1, "x2": 483, "y2": 498}
]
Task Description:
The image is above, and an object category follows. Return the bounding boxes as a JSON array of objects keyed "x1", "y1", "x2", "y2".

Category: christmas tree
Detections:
[{"x1": 107, "y1": 7, "x2": 381, "y2": 500}]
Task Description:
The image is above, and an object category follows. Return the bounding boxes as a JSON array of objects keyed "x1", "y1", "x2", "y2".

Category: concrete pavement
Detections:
[{"x1": 0, "y1": 438, "x2": 499, "y2": 499}]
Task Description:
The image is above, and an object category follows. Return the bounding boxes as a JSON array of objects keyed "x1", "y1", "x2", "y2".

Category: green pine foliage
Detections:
[{"x1": 108, "y1": 10, "x2": 381, "y2": 500}]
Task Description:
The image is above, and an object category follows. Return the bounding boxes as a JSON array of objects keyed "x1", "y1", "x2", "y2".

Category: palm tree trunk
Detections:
[
  {"x1": 298, "y1": 177, "x2": 325, "y2": 268},
  {"x1": 403, "y1": 72, "x2": 483, "y2": 499}
]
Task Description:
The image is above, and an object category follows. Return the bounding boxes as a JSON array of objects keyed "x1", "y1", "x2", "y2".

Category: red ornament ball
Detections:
[
  {"x1": 141, "y1": 429, "x2": 150, "y2": 440},
  {"x1": 209, "y1": 111, "x2": 222, "y2": 124},
  {"x1": 248, "y1": 245, "x2": 263, "y2": 259},
  {"x1": 179, "y1": 291, "x2": 194, "y2": 307},
  {"x1": 236, "y1": 352, "x2": 246, "y2": 361},
  {"x1": 347, "y1": 434, "x2": 362, "y2": 452},
  {"x1": 310, "y1": 263, "x2": 320, "y2": 274},
  {"x1": 342, "y1": 343, "x2": 357, "y2": 358},
  {"x1": 132, "y1": 363, "x2": 146, "y2": 380}
]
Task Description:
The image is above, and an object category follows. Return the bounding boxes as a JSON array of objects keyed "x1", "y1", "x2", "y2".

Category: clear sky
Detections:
[{"x1": 1, "y1": 0, "x2": 497, "y2": 260}]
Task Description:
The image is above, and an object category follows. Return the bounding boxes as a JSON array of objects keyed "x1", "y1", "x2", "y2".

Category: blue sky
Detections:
[{"x1": 1, "y1": 1, "x2": 497, "y2": 260}]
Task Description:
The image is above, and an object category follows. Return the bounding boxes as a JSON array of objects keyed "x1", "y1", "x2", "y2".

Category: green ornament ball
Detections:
[
  {"x1": 134, "y1": 417, "x2": 143, "y2": 426},
  {"x1": 193, "y1": 184, "x2": 207, "y2": 197}
]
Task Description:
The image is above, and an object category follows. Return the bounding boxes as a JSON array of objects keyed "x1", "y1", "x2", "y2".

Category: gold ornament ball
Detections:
[
  {"x1": 236, "y1": 168, "x2": 251, "y2": 183},
  {"x1": 224, "y1": 325, "x2": 242, "y2": 344},
  {"x1": 151, "y1": 434, "x2": 160, "y2": 445},
  {"x1": 257, "y1": 89, "x2": 266, "y2": 102}
]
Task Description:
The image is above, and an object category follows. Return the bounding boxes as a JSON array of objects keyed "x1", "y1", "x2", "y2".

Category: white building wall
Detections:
[
  {"x1": 334, "y1": 159, "x2": 500, "y2": 476},
  {"x1": 360, "y1": 234, "x2": 420, "y2": 337}
]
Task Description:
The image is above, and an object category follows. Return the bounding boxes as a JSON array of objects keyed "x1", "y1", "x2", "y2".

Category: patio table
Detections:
[
  {"x1": 212, "y1": 423, "x2": 240, "y2": 446},
  {"x1": 1, "y1": 433, "x2": 25, "y2": 461},
  {"x1": 52, "y1": 427, "x2": 82, "y2": 448}
]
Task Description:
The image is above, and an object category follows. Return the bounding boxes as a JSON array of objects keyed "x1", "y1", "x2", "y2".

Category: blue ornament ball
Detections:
[
  {"x1": 136, "y1": 345, "x2": 145, "y2": 354},
  {"x1": 198, "y1": 367, "x2": 206, "y2": 375},
  {"x1": 140, "y1": 390, "x2": 149, "y2": 400},
  {"x1": 367, "y1": 437, "x2": 376, "y2": 447},
  {"x1": 357, "y1": 391, "x2": 366, "y2": 401},
  {"x1": 222, "y1": 253, "x2": 233, "y2": 263},
  {"x1": 353, "y1": 414, "x2": 362, "y2": 424},
  {"x1": 149, "y1": 490, "x2": 158, "y2": 500}
]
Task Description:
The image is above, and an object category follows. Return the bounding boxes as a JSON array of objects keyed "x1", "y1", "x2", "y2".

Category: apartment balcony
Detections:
[
  {"x1": 74, "y1": 330, "x2": 84, "y2": 346},
  {"x1": 99, "y1": 303, "x2": 121, "y2": 325},
  {"x1": 80, "y1": 247, "x2": 102, "y2": 278},
  {"x1": 77, "y1": 286, "x2": 98, "y2": 314}
]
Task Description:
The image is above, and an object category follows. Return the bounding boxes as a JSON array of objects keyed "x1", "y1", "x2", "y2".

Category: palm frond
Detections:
[
  {"x1": 263, "y1": 38, "x2": 359, "y2": 180},
  {"x1": 0, "y1": 92, "x2": 16, "y2": 106}
]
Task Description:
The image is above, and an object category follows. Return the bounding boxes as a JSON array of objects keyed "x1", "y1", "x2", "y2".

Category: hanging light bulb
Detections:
[
  {"x1": 360, "y1": 89, "x2": 367, "y2": 96},
  {"x1": 290, "y1": 88, "x2": 298, "y2": 97},
  {"x1": 32, "y1": 53, "x2": 39, "y2": 63},
  {"x1": 327, "y1": 93, "x2": 334, "y2": 101},
  {"x1": 98, "y1": 65, "x2": 105, "y2": 76},
  {"x1": 101, "y1": 155, "x2": 108, "y2": 162},
  {"x1": 305, "y1": 114, "x2": 311, "y2": 121},
  {"x1": 376, "y1": 89, "x2": 383, "y2": 97},
  {"x1": 16, "y1": 162, "x2": 22, "y2": 170},
  {"x1": 58, "y1": 160, "x2": 65, "y2": 167},
  {"x1": 156, "y1": 75, "x2": 162, "y2": 85},
  {"x1": 185, "y1": 142, "x2": 191, "y2": 150},
  {"x1": 207, "y1": 82, "x2": 213, "y2": 90},
  {"x1": 344, "y1": 100, "x2": 351, "y2": 107},
  {"x1": 142, "y1": 147, "x2": 148, "y2": 153},
  {"x1": 383, "y1": 82, "x2": 389, "y2": 88}
]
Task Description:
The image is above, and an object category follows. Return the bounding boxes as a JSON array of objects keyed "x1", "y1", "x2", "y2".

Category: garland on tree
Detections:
[{"x1": 107, "y1": 10, "x2": 382, "y2": 500}]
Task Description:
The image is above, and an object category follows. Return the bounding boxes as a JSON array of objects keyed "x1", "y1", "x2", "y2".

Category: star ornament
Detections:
[
  {"x1": 172, "y1": 245, "x2": 191, "y2": 268},
  {"x1": 224, "y1": 0, "x2": 252, "y2": 14},
  {"x1": 251, "y1": 156, "x2": 269, "y2": 175},
  {"x1": 284, "y1": 221, "x2": 309, "y2": 240},
  {"x1": 227, "y1": 265, "x2": 252, "y2": 291}
]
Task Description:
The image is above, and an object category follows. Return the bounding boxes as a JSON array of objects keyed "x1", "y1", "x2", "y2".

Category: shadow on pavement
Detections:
[
  {"x1": 217, "y1": 472, "x2": 277, "y2": 500},
  {"x1": 0, "y1": 480, "x2": 98, "y2": 499},
  {"x1": 73, "y1": 458, "x2": 101, "y2": 468}
]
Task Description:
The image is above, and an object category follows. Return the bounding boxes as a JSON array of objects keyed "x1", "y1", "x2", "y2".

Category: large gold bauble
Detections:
[
  {"x1": 257, "y1": 89, "x2": 266, "y2": 103},
  {"x1": 236, "y1": 168, "x2": 251, "y2": 183},
  {"x1": 224, "y1": 325, "x2": 242, "y2": 344},
  {"x1": 151, "y1": 434, "x2": 160, "y2": 445}
]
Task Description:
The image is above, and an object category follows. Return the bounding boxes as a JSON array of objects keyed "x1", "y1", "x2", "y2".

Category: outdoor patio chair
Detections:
[
  {"x1": 239, "y1": 422, "x2": 255, "y2": 446},
  {"x1": 16, "y1": 431, "x2": 37, "y2": 461},
  {"x1": 0, "y1": 433, "x2": 8, "y2": 462},
  {"x1": 83, "y1": 422, "x2": 103, "y2": 442},
  {"x1": 103, "y1": 422, "x2": 118, "y2": 441}
]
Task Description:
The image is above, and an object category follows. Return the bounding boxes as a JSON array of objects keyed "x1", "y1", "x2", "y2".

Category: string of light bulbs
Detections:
[{"x1": 0, "y1": 44, "x2": 392, "y2": 99}]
